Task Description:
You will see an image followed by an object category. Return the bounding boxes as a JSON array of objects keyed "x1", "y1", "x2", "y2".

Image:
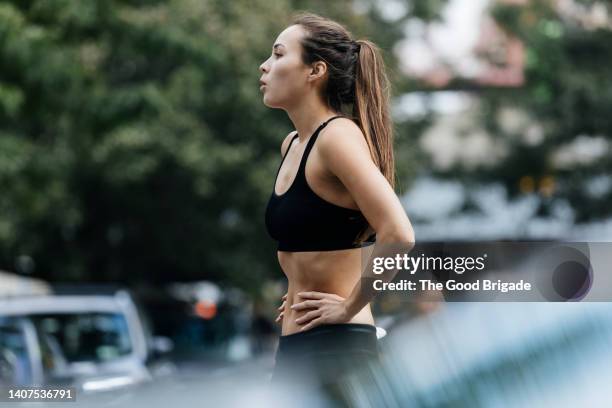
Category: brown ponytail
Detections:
[{"x1": 353, "y1": 39, "x2": 395, "y2": 190}]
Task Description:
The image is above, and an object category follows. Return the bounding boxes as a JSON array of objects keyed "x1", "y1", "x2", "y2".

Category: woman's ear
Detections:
[{"x1": 308, "y1": 61, "x2": 328, "y2": 83}]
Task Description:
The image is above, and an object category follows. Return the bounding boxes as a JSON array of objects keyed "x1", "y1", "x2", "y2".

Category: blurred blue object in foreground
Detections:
[{"x1": 340, "y1": 302, "x2": 612, "y2": 407}]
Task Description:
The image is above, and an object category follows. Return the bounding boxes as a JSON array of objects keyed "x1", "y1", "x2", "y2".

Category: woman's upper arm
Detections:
[{"x1": 318, "y1": 124, "x2": 414, "y2": 242}]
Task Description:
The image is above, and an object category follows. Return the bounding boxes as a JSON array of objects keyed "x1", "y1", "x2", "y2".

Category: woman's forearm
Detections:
[{"x1": 344, "y1": 229, "x2": 415, "y2": 318}]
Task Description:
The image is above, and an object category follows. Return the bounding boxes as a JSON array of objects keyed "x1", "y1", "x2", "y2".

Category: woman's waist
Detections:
[
  {"x1": 284, "y1": 279, "x2": 359, "y2": 298},
  {"x1": 281, "y1": 304, "x2": 375, "y2": 337},
  {"x1": 279, "y1": 255, "x2": 363, "y2": 286}
]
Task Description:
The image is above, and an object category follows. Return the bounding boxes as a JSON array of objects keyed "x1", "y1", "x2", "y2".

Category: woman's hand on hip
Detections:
[
  {"x1": 291, "y1": 291, "x2": 350, "y2": 331},
  {"x1": 275, "y1": 293, "x2": 287, "y2": 324}
]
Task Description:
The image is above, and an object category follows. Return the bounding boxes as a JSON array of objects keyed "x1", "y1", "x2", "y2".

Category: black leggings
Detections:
[{"x1": 269, "y1": 323, "x2": 380, "y2": 403}]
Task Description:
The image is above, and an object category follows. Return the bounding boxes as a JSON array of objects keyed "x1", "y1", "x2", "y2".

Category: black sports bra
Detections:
[{"x1": 265, "y1": 115, "x2": 376, "y2": 252}]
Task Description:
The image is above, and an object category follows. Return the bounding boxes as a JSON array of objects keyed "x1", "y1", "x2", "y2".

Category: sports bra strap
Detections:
[
  {"x1": 299, "y1": 115, "x2": 345, "y2": 174},
  {"x1": 282, "y1": 132, "x2": 300, "y2": 159}
]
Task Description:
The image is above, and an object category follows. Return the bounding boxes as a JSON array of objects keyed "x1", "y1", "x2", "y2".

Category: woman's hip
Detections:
[{"x1": 271, "y1": 322, "x2": 380, "y2": 386}]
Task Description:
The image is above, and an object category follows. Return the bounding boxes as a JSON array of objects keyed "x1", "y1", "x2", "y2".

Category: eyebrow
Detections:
[{"x1": 273, "y1": 43, "x2": 285, "y2": 50}]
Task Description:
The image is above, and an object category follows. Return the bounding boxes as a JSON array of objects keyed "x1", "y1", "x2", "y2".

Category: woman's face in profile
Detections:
[{"x1": 259, "y1": 24, "x2": 311, "y2": 109}]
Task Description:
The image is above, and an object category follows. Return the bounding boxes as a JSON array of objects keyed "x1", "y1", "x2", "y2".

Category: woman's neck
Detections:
[{"x1": 286, "y1": 99, "x2": 341, "y2": 143}]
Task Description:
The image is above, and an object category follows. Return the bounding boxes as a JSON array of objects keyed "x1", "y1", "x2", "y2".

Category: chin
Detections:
[{"x1": 262, "y1": 96, "x2": 282, "y2": 109}]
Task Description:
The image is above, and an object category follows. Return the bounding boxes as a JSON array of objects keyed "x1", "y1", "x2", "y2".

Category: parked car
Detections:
[
  {"x1": 0, "y1": 289, "x2": 175, "y2": 393},
  {"x1": 0, "y1": 316, "x2": 37, "y2": 386}
]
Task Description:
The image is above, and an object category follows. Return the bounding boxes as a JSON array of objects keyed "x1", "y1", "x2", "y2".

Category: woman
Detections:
[{"x1": 259, "y1": 11, "x2": 415, "y2": 395}]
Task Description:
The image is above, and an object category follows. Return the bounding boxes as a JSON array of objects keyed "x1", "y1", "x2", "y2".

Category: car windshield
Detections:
[{"x1": 29, "y1": 313, "x2": 132, "y2": 364}]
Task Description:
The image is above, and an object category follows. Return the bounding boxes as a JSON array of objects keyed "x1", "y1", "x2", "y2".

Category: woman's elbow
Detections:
[{"x1": 377, "y1": 223, "x2": 416, "y2": 249}]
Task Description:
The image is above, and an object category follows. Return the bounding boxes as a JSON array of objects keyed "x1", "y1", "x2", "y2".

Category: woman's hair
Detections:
[{"x1": 291, "y1": 11, "x2": 395, "y2": 243}]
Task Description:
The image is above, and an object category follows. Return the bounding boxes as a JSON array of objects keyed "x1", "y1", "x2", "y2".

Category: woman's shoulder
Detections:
[{"x1": 317, "y1": 117, "x2": 369, "y2": 157}]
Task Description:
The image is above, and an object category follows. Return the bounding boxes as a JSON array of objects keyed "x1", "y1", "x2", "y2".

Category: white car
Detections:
[{"x1": 0, "y1": 289, "x2": 175, "y2": 393}]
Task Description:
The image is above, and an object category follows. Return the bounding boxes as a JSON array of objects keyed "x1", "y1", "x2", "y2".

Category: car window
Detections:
[
  {"x1": 0, "y1": 319, "x2": 33, "y2": 385},
  {"x1": 29, "y1": 313, "x2": 132, "y2": 364}
]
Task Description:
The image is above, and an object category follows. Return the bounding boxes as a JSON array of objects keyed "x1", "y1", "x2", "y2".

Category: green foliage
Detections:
[{"x1": 0, "y1": 0, "x2": 431, "y2": 294}]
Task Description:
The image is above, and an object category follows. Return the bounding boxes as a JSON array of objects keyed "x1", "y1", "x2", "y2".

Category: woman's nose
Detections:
[{"x1": 259, "y1": 58, "x2": 270, "y2": 73}]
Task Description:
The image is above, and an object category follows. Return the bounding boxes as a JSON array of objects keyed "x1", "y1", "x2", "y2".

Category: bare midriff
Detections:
[{"x1": 278, "y1": 245, "x2": 376, "y2": 336}]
